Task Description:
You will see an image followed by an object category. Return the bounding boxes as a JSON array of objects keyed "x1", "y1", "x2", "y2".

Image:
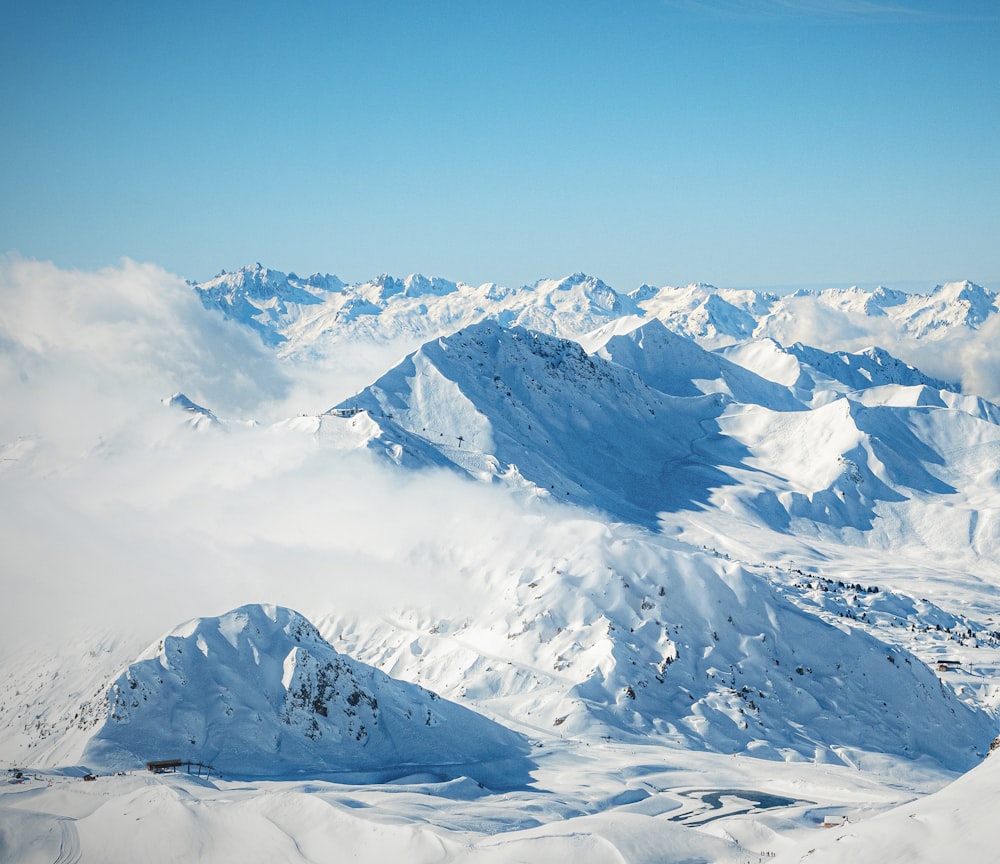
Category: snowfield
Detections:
[{"x1": 2, "y1": 258, "x2": 999, "y2": 863}]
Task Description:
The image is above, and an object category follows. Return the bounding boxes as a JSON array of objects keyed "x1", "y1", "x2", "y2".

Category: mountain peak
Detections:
[
  {"x1": 533, "y1": 272, "x2": 613, "y2": 292},
  {"x1": 162, "y1": 392, "x2": 217, "y2": 427},
  {"x1": 932, "y1": 279, "x2": 994, "y2": 309},
  {"x1": 83, "y1": 604, "x2": 528, "y2": 782}
]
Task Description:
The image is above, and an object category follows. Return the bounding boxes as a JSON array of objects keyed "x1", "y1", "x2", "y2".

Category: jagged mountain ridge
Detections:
[
  {"x1": 784, "y1": 343, "x2": 958, "y2": 394},
  {"x1": 193, "y1": 264, "x2": 997, "y2": 361},
  {"x1": 195, "y1": 265, "x2": 638, "y2": 355},
  {"x1": 82, "y1": 604, "x2": 529, "y2": 782},
  {"x1": 329, "y1": 320, "x2": 744, "y2": 527},
  {"x1": 582, "y1": 317, "x2": 804, "y2": 410},
  {"x1": 322, "y1": 318, "x2": 1000, "y2": 546},
  {"x1": 640, "y1": 280, "x2": 997, "y2": 345}
]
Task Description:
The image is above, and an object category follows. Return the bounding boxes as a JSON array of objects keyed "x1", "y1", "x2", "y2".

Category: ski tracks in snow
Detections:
[{"x1": 53, "y1": 817, "x2": 81, "y2": 864}]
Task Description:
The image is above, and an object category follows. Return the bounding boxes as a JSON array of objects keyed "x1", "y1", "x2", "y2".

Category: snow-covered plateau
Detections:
[{"x1": 2, "y1": 258, "x2": 1000, "y2": 863}]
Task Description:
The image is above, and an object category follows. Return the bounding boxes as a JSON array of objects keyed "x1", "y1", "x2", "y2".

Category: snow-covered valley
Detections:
[{"x1": 2, "y1": 259, "x2": 1000, "y2": 863}]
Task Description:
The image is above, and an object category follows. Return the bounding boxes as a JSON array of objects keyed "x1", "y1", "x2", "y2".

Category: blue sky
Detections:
[{"x1": 2, "y1": 0, "x2": 997, "y2": 291}]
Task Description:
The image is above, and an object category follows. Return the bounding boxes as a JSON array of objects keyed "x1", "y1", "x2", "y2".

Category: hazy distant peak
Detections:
[
  {"x1": 162, "y1": 392, "x2": 218, "y2": 428},
  {"x1": 869, "y1": 284, "x2": 909, "y2": 307},
  {"x1": 930, "y1": 280, "x2": 996, "y2": 325},
  {"x1": 188, "y1": 264, "x2": 1000, "y2": 379},
  {"x1": 532, "y1": 272, "x2": 619, "y2": 301},
  {"x1": 628, "y1": 283, "x2": 659, "y2": 302},
  {"x1": 198, "y1": 263, "x2": 332, "y2": 305}
]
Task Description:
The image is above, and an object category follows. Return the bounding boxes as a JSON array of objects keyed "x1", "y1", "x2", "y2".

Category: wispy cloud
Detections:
[
  {"x1": 0, "y1": 258, "x2": 586, "y2": 655},
  {"x1": 754, "y1": 290, "x2": 1000, "y2": 403},
  {"x1": 0, "y1": 255, "x2": 293, "y2": 451}
]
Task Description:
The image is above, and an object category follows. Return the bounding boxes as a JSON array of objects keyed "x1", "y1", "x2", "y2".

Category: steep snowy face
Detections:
[
  {"x1": 904, "y1": 280, "x2": 999, "y2": 334},
  {"x1": 332, "y1": 320, "x2": 744, "y2": 526},
  {"x1": 83, "y1": 605, "x2": 528, "y2": 781},
  {"x1": 583, "y1": 317, "x2": 801, "y2": 410},
  {"x1": 864, "y1": 284, "x2": 909, "y2": 314},
  {"x1": 323, "y1": 319, "x2": 1000, "y2": 548},
  {"x1": 707, "y1": 385, "x2": 1000, "y2": 555},
  {"x1": 718, "y1": 340, "x2": 959, "y2": 403},
  {"x1": 509, "y1": 273, "x2": 636, "y2": 336},
  {"x1": 781, "y1": 343, "x2": 957, "y2": 395}
]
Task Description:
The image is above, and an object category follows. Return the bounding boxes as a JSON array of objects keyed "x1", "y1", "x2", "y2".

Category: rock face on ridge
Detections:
[
  {"x1": 331, "y1": 320, "x2": 744, "y2": 527},
  {"x1": 83, "y1": 605, "x2": 529, "y2": 783},
  {"x1": 326, "y1": 317, "x2": 1000, "y2": 542}
]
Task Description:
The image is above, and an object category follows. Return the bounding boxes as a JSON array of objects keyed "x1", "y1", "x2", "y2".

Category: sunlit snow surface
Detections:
[{"x1": 2, "y1": 259, "x2": 1000, "y2": 863}]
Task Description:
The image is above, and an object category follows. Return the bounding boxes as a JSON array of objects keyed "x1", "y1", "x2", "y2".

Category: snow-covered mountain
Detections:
[
  {"x1": 319, "y1": 529, "x2": 994, "y2": 772},
  {"x1": 162, "y1": 392, "x2": 218, "y2": 429},
  {"x1": 194, "y1": 265, "x2": 997, "y2": 361},
  {"x1": 4, "y1": 257, "x2": 1000, "y2": 864},
  {"x1": 328, "y1": 320, "x2": 743, "y2": 526},
  {"x1": 320, "y1": 317, "x2": 1000, "y2": 552},
  {"x1": 83, "y1": 605, "x2": 528, "y2": 783},
  {"x1": 582, "y1": 316, "x2": 803, "y2": 409},
  {"x1": 194, "y1": 265, "x2": 623, "y2": 354},
  {"x1": 637, "y1": 279, "x2": 998, "y2": 345},
  {"x1": 195, "y1": 264, "x2": 347, "y2": 346}
]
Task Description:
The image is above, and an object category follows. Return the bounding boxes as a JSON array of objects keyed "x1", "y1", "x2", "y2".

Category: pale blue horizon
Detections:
[{"x1": 2, "y1": 0, "x2": 997, "y2": 293}]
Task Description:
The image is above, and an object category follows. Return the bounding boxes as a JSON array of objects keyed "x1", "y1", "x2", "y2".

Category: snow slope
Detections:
[
  {"x1": 773, "y1": 747, "x2": 1000, "y2": 863},
  {"x1": 321, "y1": 519, "x2": 994, "y2": 773},
  {"x1": 320, "y1": 317, "x2": 1000, "y2": 560},
  {"x1": 328, "y1": 320, "x2": 742, "y2": 526},
  {"x1": 719, "y1": 339, "x2": 959, "y2": 405},
  {"x1": 83, "y1": 604, "x2": 529, "y2": 784},
  {"x1": 5, "y1": 258, "x2": 1000, "y2": 863},
  {"x1": 582, "y1": 316, "x2": 803, "y2": 410}
]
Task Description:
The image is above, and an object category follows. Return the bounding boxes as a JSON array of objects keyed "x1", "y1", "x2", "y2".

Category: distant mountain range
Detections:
[{"x1": 193, "y1": 263, "x2": 997, "y2": 356}]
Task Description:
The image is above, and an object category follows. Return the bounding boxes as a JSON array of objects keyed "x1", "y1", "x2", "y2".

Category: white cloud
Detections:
[
  {"x1": 0, "y1": 409, "x2": 576, "y2": 655},
  {"x1": 0, "y1": 255, "x2": 292, "y2": 454},
  {"x1": 756, "y1": 293, "x2": 899, "y2": 352},
  {"x1": 753, "y1": 292, "x2": 1000, "y2": 402},
  {"x1": 902, "y1": 315, "x2": 1000, "y2": 403},
  {"x1": 0, "y1": 257, "x2": 578, "y2": 652}
]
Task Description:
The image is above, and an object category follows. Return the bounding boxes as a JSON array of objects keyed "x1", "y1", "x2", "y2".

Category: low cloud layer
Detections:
[
  {"x1": 0, "y1": 256, "x2": 293, "y2": 453},
  {"x1": 0, "y1": 421, "x2": 561, "y2": 654},
  {"x1": 4, "y1": 258, "x2": 999, "y2": 658},
  {"x1": 756, "y1": 292, "x2": 1000, "y2": 402},
  {"x1": 0, "y1": 258, "x2": 579, "y2": 653}
]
